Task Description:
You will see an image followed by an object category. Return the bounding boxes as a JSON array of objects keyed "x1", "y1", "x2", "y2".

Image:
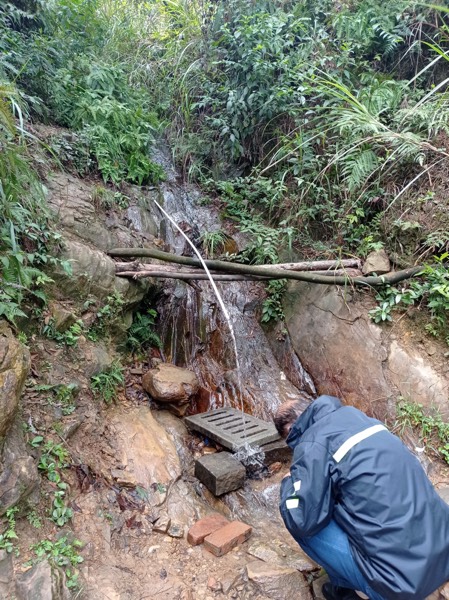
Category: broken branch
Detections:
[{"x1": 109, "y1": 247, "x2": 423, "y2": 287}]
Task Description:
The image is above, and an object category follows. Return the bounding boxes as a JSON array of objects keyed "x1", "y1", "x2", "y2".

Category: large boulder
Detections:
[
  {"x1": 284, "y1": 282, "x2": 449, "y2": 419},
  {"x1": 0, "y1": 421, "x2": 39, "y2": 514},
  {"x1": 0, "y1": 323, "x2": 30, "y2": 445},
  {"x1": 49, "y1": 237, "x2": 147, "y2": 305},
  {"x1": 47, "y1": 172, "x2": 158, "y2": 251},
  {"x1": 0, "y1": 325, "x2": 39, "y2": 514},
  {"x1": 142, "y1": 363, "x2": 199, "y2": 405}
]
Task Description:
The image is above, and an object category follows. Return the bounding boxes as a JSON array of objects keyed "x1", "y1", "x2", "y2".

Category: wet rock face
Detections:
[{"x1": 142, "y1": 363, "x2": 199, "y2": 405}]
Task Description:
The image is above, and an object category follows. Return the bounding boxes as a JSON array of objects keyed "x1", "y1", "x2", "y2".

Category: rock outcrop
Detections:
[
  {"x1": 284, "y1": 282, "x2": 449, "y2": 419},
  {"x1": 0, "y1": 324, "x2": 38, "y2": 514}
]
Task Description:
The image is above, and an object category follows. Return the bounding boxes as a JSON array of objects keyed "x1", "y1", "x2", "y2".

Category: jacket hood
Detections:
[{"x1": 285, "y1": 395, "x2": 342, "y2": 448}]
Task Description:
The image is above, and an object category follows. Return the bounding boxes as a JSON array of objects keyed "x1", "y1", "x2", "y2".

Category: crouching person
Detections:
[{"x1": 274, "y1": 395, "x2": 449, "y2": 600}]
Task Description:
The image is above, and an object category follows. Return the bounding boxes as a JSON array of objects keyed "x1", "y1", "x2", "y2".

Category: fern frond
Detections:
[{"x1": 341, "y1": 148, "x2": 380, "y2": 192}]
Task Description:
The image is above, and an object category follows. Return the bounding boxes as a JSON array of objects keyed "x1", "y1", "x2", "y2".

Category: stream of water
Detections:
[{"x1": 149, "y1": 147, "x2": 315, "y2": 421}]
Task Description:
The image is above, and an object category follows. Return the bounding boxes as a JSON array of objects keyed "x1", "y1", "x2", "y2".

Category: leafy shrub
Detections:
[
  {"x1": 91, "y1": 362, "x2": 125, "y2": 404},
  {"x1": 0, "y1": 507, "x2": 19, "y2": 554},
  {"x1": 396, "y1": 400, "x2": 449, "y2": 465},
  {"x1": 369, "y1": 254, "x2": 449, "y2": 343},
  {"x1": 30, "y1": 537, "x2": 84, "y2": 589},
  {"x1": 127, "y1": 309, "x2": 162, "y2": 353}
]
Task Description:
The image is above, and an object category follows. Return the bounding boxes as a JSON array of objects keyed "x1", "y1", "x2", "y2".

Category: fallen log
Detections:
[
  {"x1": 109, "y1": 247, "x2": 423, "y2": 287},
  {"x1": 116, "y1": 270, "x2": 271, "y2": 281},
  {"x1": 115, "y1": 265, "x2": 363, "y2": 280},
  {"x1": 111, "y1": 248, "x2": 359, "y2": 272}
]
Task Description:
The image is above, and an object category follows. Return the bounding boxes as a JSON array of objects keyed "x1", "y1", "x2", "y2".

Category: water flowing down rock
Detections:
[{"x1": 148, "y1": 155, "x2": 314, "y2": 420}]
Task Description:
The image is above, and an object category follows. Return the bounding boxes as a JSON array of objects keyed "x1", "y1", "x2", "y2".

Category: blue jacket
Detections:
[{"x1": 279, "y1": 395, "x2": 449, "y2": 600}]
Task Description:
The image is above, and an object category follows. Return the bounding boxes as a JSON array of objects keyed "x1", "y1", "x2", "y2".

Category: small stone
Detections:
[
  {"x1": 362, "y1": 249, "x2": 391, "y2": 276},
  {"x1": 207, "y1": 577, "x2": 222, "y2": 592},
  {"x1": 202, "y1": 447, "x2": 217, "y2": 455},
  {"x1": 187, "y1": 513, "x2": 230, "y2": 546},
  {"x1": 168, "y1": 523, "x2": 184, "y2": 538},
  {"x1": 312, "y1": 574, "x2": 329, "y2": 600},
  {"x1": 110, "y1": 469, "x2": 137, "y2": 487},
  {"x1": 204, "y1": 521, "x2": 252, "y2": 557},
  {"x1": 153, "y1": 513, "x2": 171, "y2": 534},
  {"x1": 268, "y1": 462, "x2": 282, "y2": 475}
]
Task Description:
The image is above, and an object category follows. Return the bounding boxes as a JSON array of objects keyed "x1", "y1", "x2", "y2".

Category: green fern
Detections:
[{"x1": 341, "y1": 148, "x2": 380, "y2": 192}]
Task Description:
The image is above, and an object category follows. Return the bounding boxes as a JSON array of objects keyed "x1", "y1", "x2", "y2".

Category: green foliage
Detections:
[
  {"x1": 201, "y1": 230, "x2": 229, "y2": 259},
  {"x1": 369, "y1": 254, "x2": 449, "y2": 343},
  {"x1": 127, "y1": 309, "x2": 162, "y2": 353},
  {"x1": 91, "y1": 361, "x2": 125, "y2": 404},
  {"x1": 209, "y1": 177, "x2": 295, "y2": 264},
  {"x1": 34, "y1": 383, "x2": 78, "y2": 416},
  {"x1": 396, "y1": 400, "x2": 449, "y2": 465},
  {"x1": 36, "y1": 439, "x2": 73, "y2": 526},
  {"x1": 42, "y1": 319, "x2": 84, "y2": 347},
  {"x1": 30, "y1": 536, "x2": 84, "y2": 589},
  {"x1": 86, "y1": 291, "x2": 125, "y2": 341},
  {"x1": 0, "y1": 82, "x2": 68, "y2": 324},
  {"x1": 91, "y1": 186, "x2": 129, "y2": 211},
  {"x1": 261, "y1": 280, "x2": 287, "y2": 323},
  {"x1": 27, "y1": 510, "x2": 43, "y2": 529},
  {"x1": 0, "y1": 507, "x2": 19, "y2": 554}
]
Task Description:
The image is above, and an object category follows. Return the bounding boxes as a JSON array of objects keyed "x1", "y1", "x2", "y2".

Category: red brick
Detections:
[
  {"x1": 187, "y1": 513, "x2": 230, "y2": 546},
  {"x1": 203, "y1": 521, "x2": 252, "y2": 556}
]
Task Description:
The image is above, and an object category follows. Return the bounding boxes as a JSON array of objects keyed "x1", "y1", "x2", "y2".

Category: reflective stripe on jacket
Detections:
[{"x1": 279, "y1": 395, "x2": 449, "y2": 600}]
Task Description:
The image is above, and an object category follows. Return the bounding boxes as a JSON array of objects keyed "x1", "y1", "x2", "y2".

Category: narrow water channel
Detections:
[{"x1": 151, "y1": 148, "x2": 315, "y2": 420}]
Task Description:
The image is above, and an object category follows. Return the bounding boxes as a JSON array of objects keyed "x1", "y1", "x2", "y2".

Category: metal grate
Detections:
[{"x1": 184, "y1": 408, "x2": 281, "y2": 450}]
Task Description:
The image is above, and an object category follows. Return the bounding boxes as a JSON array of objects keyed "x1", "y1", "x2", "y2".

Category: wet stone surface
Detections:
[{"x1": 195, "y1": 452, "x2": 246, "y2": 496}]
